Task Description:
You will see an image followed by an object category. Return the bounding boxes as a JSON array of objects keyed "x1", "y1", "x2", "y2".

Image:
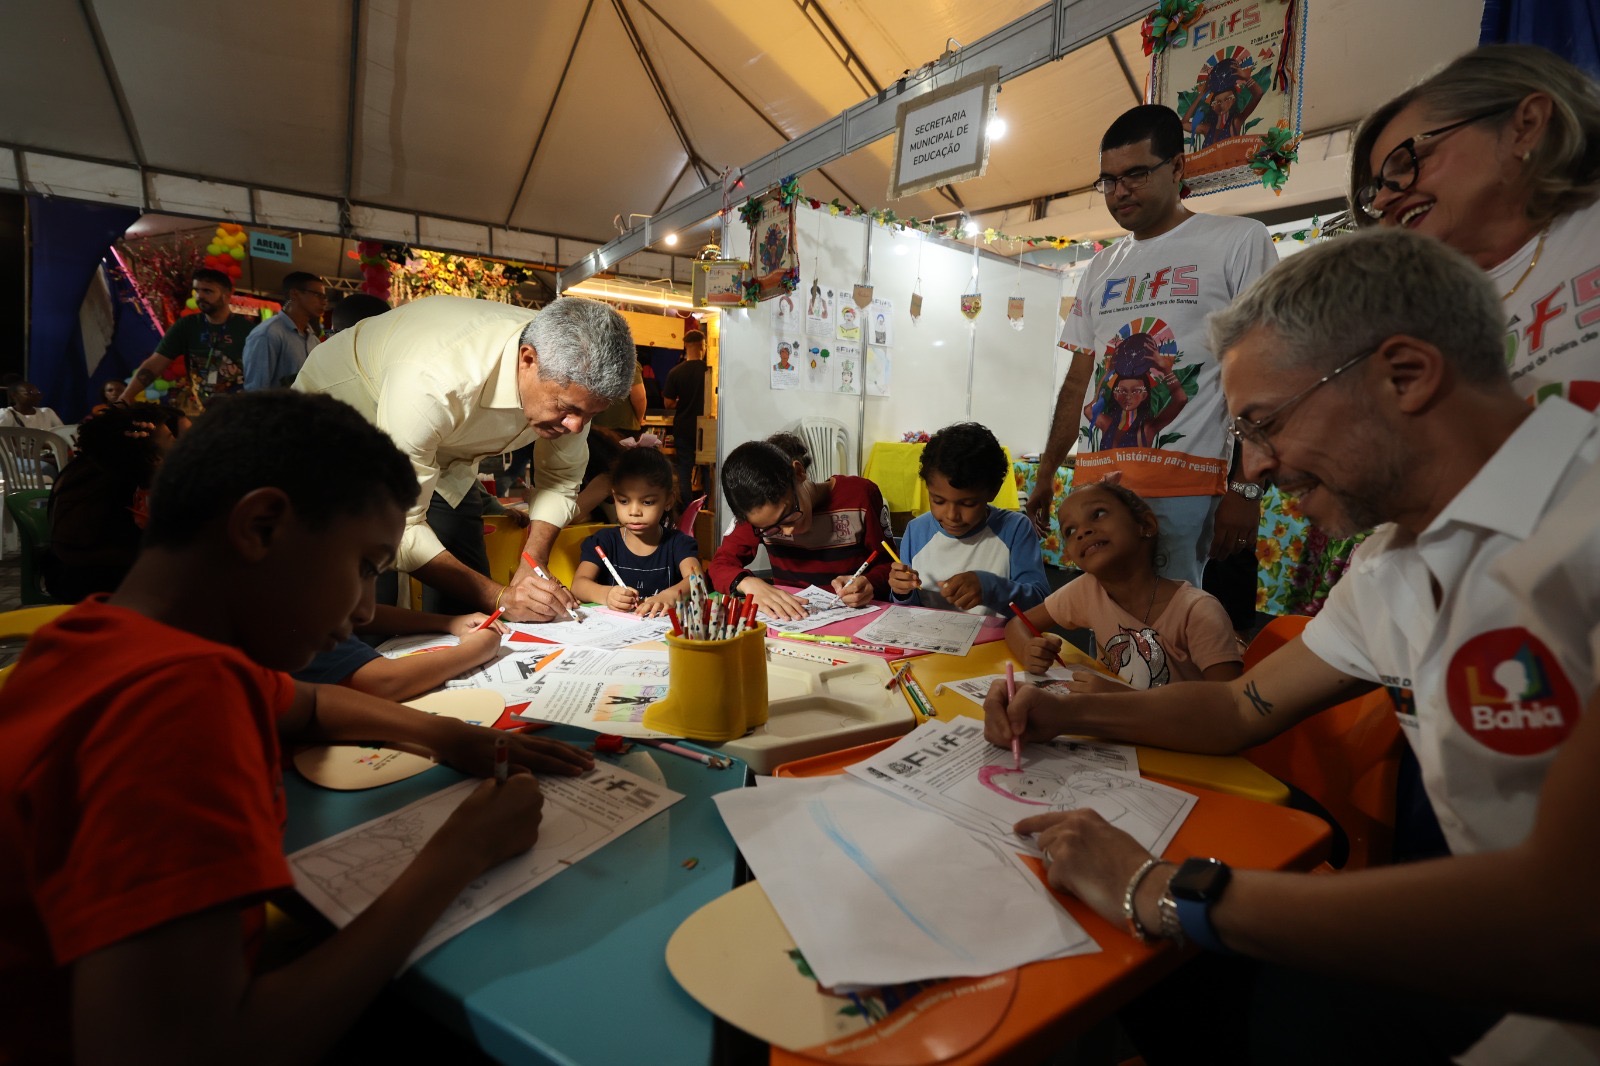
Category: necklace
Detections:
[
  {"x1": 1114, "y1": 578, "x2": 1162, "y2": 624},
  {"x1": 1500, "y1": 228, "x2": 1548, "y2": 303}
]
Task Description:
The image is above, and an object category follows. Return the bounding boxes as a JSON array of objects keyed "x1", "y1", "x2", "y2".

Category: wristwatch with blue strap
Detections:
[{"x1": 1166, "y1": 857, "x2": 1234, "y2": 954}]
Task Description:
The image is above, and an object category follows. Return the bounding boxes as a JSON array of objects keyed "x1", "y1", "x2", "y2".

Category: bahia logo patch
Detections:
[{"x1": 1445, "y1": 629, "x2": 1579, "y2": 756}]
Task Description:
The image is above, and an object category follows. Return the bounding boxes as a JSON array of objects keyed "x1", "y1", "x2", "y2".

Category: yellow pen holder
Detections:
[{"x1": 642, "y1": 623, "x2": 770, "y2": 742}]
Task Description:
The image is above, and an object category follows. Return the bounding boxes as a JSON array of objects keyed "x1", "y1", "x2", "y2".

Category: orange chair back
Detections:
[{"x1": 1240, "y1": 615, "x2": 1405, "y2": 869}]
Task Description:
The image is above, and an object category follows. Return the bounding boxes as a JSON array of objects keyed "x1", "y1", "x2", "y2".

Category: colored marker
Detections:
[
  {"x1": 1008, "y1": 600, "x2": 1069, "y2": 669},
  {"x1": 846, "y1": 549, "x2": 878, "y2": 583},
  {"x1": 880, "y1": 539, "x2": 902, "y2": 564},
  {"x1": 1006, "y1": 661, "x2": 1022, "y2": 770},
  {"x1": 594, "y1": 545, "x2": 628, "y2": 588},
  {"x1": 471, "y1": 606, "x2": 505, "y2": 632},
  {"x1": 637, "y1": 736, "x2": 732, "y2": 769},
  {"x1": 523, "y1": 551, "x2": 583, "y2": 624},
  {"x1": 494, "y1": 734, "x2": 509, "y2": 784}
]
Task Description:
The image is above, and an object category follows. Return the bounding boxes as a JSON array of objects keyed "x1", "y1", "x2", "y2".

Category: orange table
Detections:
[
  {"x1": 905, "y1": 639, "x2": 1291, "y2": 806},
  {"x1": 768, "y1": 740, "x2": 1332, "y2": 1064}
]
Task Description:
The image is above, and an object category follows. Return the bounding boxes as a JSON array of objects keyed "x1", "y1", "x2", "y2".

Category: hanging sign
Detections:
[
  {"x1": 1150, "y1": 0, "x2": 1307, "y2": 195},
  {"x1": 888, "y1": 67, "x2": 999, "y2": 200},
  {"x1": 249, "y1": 231, "x2": 294, "y2": 263}
]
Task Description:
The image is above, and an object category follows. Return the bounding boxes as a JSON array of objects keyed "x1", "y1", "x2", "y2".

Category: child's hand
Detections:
[
  {"x1": 1025, "y1": 634, "x2": 1064, "y2": 676},
  {"x1": 607, "y1": 585, "x2": 640, "y2": 612},
  {"x1": 432, "y1": 775, "x2": 546, "y2": 872},
  {"x1": 939, "y1": 571, "x2": 983, "y2": 611},
  {"x1": 449, "y1": 612, "x2": 504, "y2": 638},
  {"x1": 436, "y1": 722, "x2": 595, "y2": 778},
  {"x1": 1064, "y1": 670, "x2": 1129, "y2": 695},
  {"x1": 888, "y1": 562, "x2": 921, "y2": 597},
  {"x1": 635, "y1": 591, "x2": 675, "y2": 618},
  {"x1": 832, "y1": 575, "x2": 873, "y2": 607},
  {"x1": 744, "y1": 580, "x2": 808, "y2": 620},
  {"x1": 458, "y1": 627, "x2": 503, "y2": 665}
]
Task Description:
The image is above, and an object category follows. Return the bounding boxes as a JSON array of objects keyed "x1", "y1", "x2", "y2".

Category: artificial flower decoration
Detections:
[{"x1": 1141, "y1": 0, "x2": 1206, "y2": 56}]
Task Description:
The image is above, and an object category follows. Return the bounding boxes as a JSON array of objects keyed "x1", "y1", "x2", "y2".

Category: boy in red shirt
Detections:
[
  {"x1": 0, "y1": 391, "x2": 593, "y2": 1064},
  {"x1": 711, "y1": 431, "x2": 891, "y2": 619}
]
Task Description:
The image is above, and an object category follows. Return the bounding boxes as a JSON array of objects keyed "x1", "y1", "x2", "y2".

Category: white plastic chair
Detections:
[
  {"x1": 793, "y1": 417, "x2": 851, "y2": 480},
  {"x1": 0, "y1": 428, "x2": 69, "y2": 557}
]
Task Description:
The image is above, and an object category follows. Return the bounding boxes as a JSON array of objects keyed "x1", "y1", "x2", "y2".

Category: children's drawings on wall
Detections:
[
  {"x1": 836, "y1": 298, "x2": 862, "y2": 342},
  {"x1": 802, "y1": 342, "x2": 830, "y2": 392},
  {"x1": 869, "y1": 297, "x2": 895, "y2": 348},
  {"x1": 866, "y1": 346, "x2": 891, "y2": 397},
  {"x1": 772, "y1": 337, "x2": 801, "y2": 390},
  {"x1": 773, "y1": 289, "x2": 801, "y2": 333},
  {"x1": 831, "y1": 342, "x2": 861, "y2": 395},
  {"x1": 805, "y1": 280, "x2": 835, "y2": 338}
]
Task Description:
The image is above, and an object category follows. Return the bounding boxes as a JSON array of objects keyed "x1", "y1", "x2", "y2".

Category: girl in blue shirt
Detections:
[{"x1": 572, "y1": 445, "x2": 702, "y2": 615}]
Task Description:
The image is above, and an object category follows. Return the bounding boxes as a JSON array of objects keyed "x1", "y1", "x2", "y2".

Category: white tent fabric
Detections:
[{"x1": 0, "y1": 0, "x2": 1481, "y2": 264}]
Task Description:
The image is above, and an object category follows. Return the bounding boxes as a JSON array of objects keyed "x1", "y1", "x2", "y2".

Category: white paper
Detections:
[
  {"x1": 758, "y1": 585, "x2": 877, "y2": 634},
  {"x1": 376, "y1": 633, "x2": 460, "y2": 658},
  {"x1": 855, "y1": 604, "x2": 983, "y2": 656},
  {"x1": 773, "y1": 289, "x2": 801, "y2": 332},
  {"x1": 443, "y1": 644, "x2": 568, "y2": 701},
  {"x1": 289, "y1": 766, "x2": 682, "y2": 965},
  {"x1": 804, "y1": 281, "x2": 835, "y2": 338},
  {"x1": 865, "y1": 345, "x2": 891, "y2": 397},
  {"x1": 830, "y1": 342, "x2": 861, "y2": 395},
  {"x1": 801, "y1": 341, "x2": 830, "y2": 391},
  {"x1": 713, "y1": 774, "x2": 1095, "y2": 988},
  {"x1": 504, "y1": 610, "x2": 672, "y2": 651},
  {"x1": 771, "y1": 336, "x2": 801, "y2": 390},
  {"x1": 508, "y1": 674, "x2": 672, "y2": 734},
  {"x1": 847, "y1": 718, "x2": 1193, "y2": 857},
  {"x1": 533, "y1": 646, "x2": 671, "y2": 679},
  {"x1": 835, "y1": 296, "x2": 862, "y2": 341},
  {"x1": 868, "y1": 297, "x2": 894, "y2": 348}
]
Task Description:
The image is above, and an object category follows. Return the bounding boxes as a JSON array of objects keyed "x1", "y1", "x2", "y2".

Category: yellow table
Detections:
[
  {"x1": 905, "y1": 638, "x2": 1290, "y2": 806},
  {"x1": 864, "y1": 441, "x2": 1021, "y2": 516}
]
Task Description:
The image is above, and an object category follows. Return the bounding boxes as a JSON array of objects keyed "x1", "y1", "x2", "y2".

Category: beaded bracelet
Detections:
[{"x1": 1122, "y1": 857, "x2": 1166, "y2": 943}]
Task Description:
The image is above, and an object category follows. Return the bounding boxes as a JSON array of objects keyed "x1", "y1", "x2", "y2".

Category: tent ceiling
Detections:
[{"x1": 1, "y1": 0, "x2": 1481, "y2": 259}]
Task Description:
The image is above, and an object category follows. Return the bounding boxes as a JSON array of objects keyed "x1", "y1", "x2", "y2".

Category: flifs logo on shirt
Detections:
[
  {"x1": 1445, "y1": 628, "x2": 1579, "y2": 756},
  {"x1": 1098, "y1": 266, "x2": 1199, "y2": 309}
]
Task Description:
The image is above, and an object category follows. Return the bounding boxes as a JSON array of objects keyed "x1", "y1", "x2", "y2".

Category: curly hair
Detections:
[{"x1": 918, "y1": 422, "x2": 1008, "y2": 497}]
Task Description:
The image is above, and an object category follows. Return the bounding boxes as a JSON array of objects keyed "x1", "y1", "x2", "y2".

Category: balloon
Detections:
[
  {"x1": 153, "y1": 379, "x2": 170, "y2": 392},
  {"x1": 230, "y1": 246, "x2": 245, "y2": 260},
  {"x1": 143, "y1": 389, "x2": 159, "y2": 401},
  {"x1": 209, "y1": 242, "x2": 226, "y2": 255},
  {"x1": 185, "y1": 296, "x2": 199, "y2": 309}
]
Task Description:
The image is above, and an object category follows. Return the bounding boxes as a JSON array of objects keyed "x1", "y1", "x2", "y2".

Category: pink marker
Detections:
[{"x1": 1006, "y1": 661, "x2": 1022, "y2": 770}]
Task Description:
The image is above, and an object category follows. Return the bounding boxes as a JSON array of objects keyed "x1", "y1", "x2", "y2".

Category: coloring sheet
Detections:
[
  {"x1": 855, "y1": 605, "x2": 983, "y2": 656},
  {"x1": 865, "y1": 345, "x2": 891, "y2": 397},
  {"x1": 835, "y1": 295, "x2": 862, "y2": 341},
  {"x1": 846, "y1": 718, "x2": 1193, "y2": 857},
  {"x1": 758, "y1": 585, "x2": 879, "y2": 634},
  {"x1": 804, "y1": 280, "x2": 835, "y2": 338},
  {"x1": 933, "y1": 664, "x2": 1131, "y2": 708},
  {"x1": 868, "y1": 296, "x2": 895, "y2": 348},
  {"x1": 771, "y1": 337, "x2": 801, "y2": 390},
  {"x1": 289, "y1": 765, "x2": 682, "y2": 965},
  {"x1": 505, "y1": 610, "x2": 672, "y2": 651},
  {"x1": 801, "y1": 341, "x2": 831, "y2": 391},
  {"x1": 533, "y1": 646, "x2": 671, "y2": 679},
  {"x1": 713, "y1": 774, "x2": 1095, "y2": 989},
  {"x1": 830, "y1": 342, "x2": 861, "y2": 395},
  {"x1": 773, "y1": 289, "x2": 802, "y2": 333},
  {"x1": 508, "y1": 675, "x2": 672, "y2": 735},
  {"x1": 376, "y1": 633, "x2": 459, "y2": 657}
]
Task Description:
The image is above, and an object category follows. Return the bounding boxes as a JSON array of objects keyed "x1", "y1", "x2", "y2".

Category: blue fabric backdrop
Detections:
[
  {"x1": 1480, "y1": 0, "x2": 1600, "y2": 77},
  {"x1": 27, "y1": 196, "x2": 140, "y2": 422}
]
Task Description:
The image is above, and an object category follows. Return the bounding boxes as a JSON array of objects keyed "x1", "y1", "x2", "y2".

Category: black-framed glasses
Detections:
[
  {"x1": 1091, "y1": 155, "x2": 1177, "y2": 196},
  {"x1": 1226, "y1": 345, "x2": 1380, "y2": 459},
  {"x1": 1356, "y1": 109, "x2": 1507, "y2": 219},
  {"x1": 754, "y1": 493, "x2": 803, "y2": 538}
]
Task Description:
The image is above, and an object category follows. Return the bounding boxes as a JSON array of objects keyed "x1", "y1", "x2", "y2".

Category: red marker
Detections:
[
  {"x1": 472, "y1": 607, "x2": 505, "y2": 632},
  {"x1": 1009, "y1": 600, "x2": 1069, "y2": 669},
  {"x1": 667, "y1": 605, "x2": 683, "y2": 637}
]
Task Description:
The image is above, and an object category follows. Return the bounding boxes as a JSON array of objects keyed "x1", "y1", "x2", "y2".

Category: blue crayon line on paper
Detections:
[{"x1": 807, "y1": 800, "x2": 971, "y2": 961}]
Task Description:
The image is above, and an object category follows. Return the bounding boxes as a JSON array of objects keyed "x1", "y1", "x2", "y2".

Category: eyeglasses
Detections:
[
  {"x1": 1092, "y1": 155, "x2": 1177, "y2": 196},
  {"x1": 1355, "y1": 109, "x2": 1506, "y2": 219},
  {"x1": 754, "y1": 493, "x2": 803, "y2": 538},
  {"x1": 297, "y1": 288, "x2": 330, "y2": 301},
  {"x1": 1226, "y1": 345, "x2": 1380, "y2": 459}
]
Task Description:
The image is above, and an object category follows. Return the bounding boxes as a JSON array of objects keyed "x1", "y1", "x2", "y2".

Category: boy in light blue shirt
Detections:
[{"x1": 886, "y1": 422, "x2": 1048, "y2": 620}]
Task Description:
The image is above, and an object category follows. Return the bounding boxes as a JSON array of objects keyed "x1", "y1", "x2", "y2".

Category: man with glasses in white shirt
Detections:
[{"x1": 1027, "y1": 104, "x2": 1277, "y2": 589}]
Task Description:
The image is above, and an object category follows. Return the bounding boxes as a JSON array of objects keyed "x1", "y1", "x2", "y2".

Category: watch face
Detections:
[{"x1": 1170, "y1": 857, "x2": 1231, "y2": 902}]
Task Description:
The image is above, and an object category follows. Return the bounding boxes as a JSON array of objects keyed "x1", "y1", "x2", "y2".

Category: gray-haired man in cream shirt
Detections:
[{"x1": 294, "y1": 294, "x2": 635, "y2": 622}]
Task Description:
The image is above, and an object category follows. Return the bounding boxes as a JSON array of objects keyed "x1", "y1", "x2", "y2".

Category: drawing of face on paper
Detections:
[
  {"x1": 836, "y1": 302, "x2": 861, "y2": 341},
  {"x1": 831, "y1": 343, "x2": 861, "y2": 394},
  {"x1": 977, "y1": 765, "x2": 1063, "y2": 805},
  {"x1": 806, "y1": 281, "x2": 835, "y2": 340},
  {"x1": 772, "y1": 339, "x2": 801, "y2": 390},
  {"x1": 774, "y1": 290, "x2": 800, "y2": 331}
]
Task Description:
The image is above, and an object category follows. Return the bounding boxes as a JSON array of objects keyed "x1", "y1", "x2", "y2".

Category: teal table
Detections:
[{"x1": 283, "y1": 724, "x2": 748, "y2": 1065}]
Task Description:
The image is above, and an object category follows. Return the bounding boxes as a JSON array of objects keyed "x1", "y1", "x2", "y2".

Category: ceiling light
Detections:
[
  {"x1": 989, "y1": 116, "x2": 1008, "y2": 140},
  {"x1": 664, "y1": 233, "x2": 678, "y2": 246}
]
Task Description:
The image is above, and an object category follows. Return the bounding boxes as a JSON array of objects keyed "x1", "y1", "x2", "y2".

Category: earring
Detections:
[{"x1": 1522, "y1": 150, "x2": 1532, "y2": 163}]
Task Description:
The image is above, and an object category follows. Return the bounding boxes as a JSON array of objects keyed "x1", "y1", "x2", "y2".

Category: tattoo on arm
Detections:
[
  {"x1": 133, "y1": 369, "x2": 155, "y2": 386},
  {"x1": 1244, "y1": 680, "x2": 1274, "y2": 717}
]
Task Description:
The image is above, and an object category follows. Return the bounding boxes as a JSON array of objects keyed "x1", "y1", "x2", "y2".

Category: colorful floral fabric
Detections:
[{"x1": 1012, "y1": 461, "x2": 1367, "y2": 617}]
